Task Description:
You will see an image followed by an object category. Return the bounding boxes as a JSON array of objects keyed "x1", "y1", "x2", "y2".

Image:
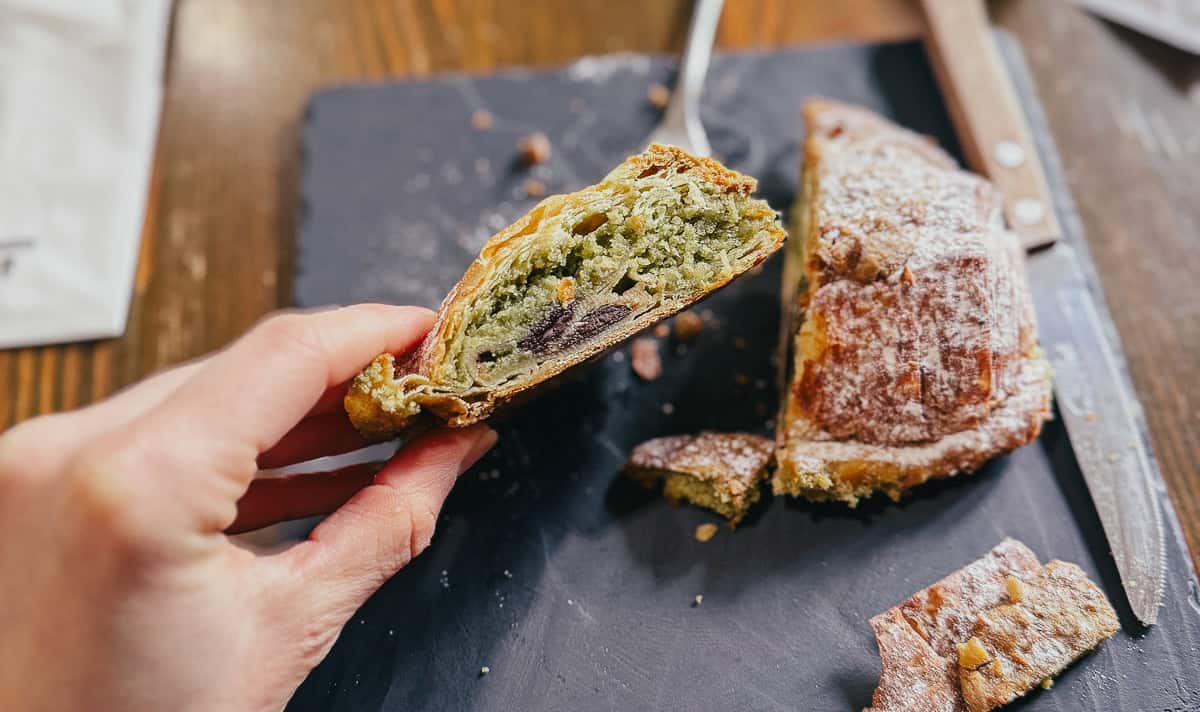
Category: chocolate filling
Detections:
[
  {"x1": 517, "y1": 302, "x2": 578, "y2": 354},
  {"x1": 515, "y1": 302, "x2": 632, "y2": 356},
  {"x1": 572, "y1": 303, "x2": 631, "y2": 342}
]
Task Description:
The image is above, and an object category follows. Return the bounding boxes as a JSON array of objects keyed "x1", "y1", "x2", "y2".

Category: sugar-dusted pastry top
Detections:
[
  {"x1": 776, "y1": 99, "x2": 1051, "y2": 505},
  {"x1": 346, "y1": 144, "x2": 785, "y2": 440},
  {"x1": 624, "y1": 431, "x2": 774, "y2": 525},
  {"x1": 865, "y1": 539, "x2": 1119, "y2": 712},
  {"x1": 957, "y1": 560, "x2": 1120, "y2": 712}
]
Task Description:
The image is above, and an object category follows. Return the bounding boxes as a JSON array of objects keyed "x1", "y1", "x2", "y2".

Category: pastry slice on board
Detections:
[
  {"x1": 347, "y1": 144, "x2": 785, "y2": 439},
  {"x1": 623, "y1": 432, "x2": 774, "y2": 526},
  {"x1": 865, "y1": 539, "x2": 1119, "y2": 712},
  {"x1": 775, "y1": 100, "x2": 1052, "y2": 506}
]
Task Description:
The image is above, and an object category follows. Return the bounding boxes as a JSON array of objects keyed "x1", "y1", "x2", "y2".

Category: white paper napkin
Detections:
[{"x1": 0, "y1": 0, "x2": 171, "y2": 348}]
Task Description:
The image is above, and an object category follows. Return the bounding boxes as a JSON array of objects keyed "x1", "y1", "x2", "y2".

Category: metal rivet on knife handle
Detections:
[
  {"x1": 1013, "y1": 198, "x2": 1046, "y2": 226},
  {"x1": 993, "y1": 140, "x2": 1026, "y2": 167}
]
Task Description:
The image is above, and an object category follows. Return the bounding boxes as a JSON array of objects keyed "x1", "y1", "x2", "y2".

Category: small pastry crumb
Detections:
[
  {"x1": 631, "y1": 338, "x2": 662, "y2": 381},
  {"x1": 692, "y1": 594, "x2": 704, "y2": 607},
  {"x1": 653, "y1": 323, "x2": 670, "y2": 338},
  {"x1": 958, "y1": 637, "x2": 991, "y2": 670},
  {"x1": 469, "y1": 110, "x2": 493, "y2": 130},
  {"x1": 479, "y1": 666, "x2": 490, "y2": 677},
  {"x1": 647, "y1": 83, "x2": 671, "y2": 109},
  {"x1": 694, "y1": 523, "x2": 718, "y2": 542},
  {"x1": 518, "y1": 132, "x2": 552, "y2": 165},
  {"x1": 624, "y1": 432, "x2": 773, "y2": 525},
  {"x1": 661, "y1": 402, "x2": 676, "y2": 415},
  {"x1": 556, "y1": 277, "x2": 576, "y2": 303},
  {"x1": 673, "y1": 311, "x2": 704, "y2": 342},
  {"x1": 524, "y1": 178, "x2": 546, "y2": 198},
  {"x1": 1005, "y1": 575, "x2": 1024, "y2": 603}
]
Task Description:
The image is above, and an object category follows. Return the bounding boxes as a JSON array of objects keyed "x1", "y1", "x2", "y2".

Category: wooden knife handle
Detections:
[{"x1": 920, "y1": 0, "x2": 1060, "y2": 249}]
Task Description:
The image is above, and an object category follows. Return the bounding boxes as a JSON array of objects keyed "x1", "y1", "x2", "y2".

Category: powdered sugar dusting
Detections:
[
  {"x1": 785, "y1": 353, "x2": 1048, "y2": 469},
  {"x1": 627, "y1": 432, "x2": 773, "y2": 492},
  {"x1": 891, "y1": 539, "x2": 1041, "y2": 659},
  {"x1": 866, "y1": 540, "x2": 1119, "y2": 712},
  {"x1": 671, "y1": 432, "x2": 775, "y2": 491},
  {"x1": 789, "y1": 101, "x2": 1045, "y2": 457}
]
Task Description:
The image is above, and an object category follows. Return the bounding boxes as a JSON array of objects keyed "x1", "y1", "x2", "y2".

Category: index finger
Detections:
[{"x1": 144, "y1": 304, "x2": 433, "y2": 460}]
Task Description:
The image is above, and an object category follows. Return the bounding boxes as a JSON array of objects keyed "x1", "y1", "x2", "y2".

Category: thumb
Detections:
[{"x1": 281, "y1": 424, "x2": 496, "y2": 622}]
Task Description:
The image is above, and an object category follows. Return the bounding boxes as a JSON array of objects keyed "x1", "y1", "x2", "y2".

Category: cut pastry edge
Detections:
[
  {"x1": 345, "y1": 255, "x2": 775, "y2": 440},
  {"x1": 773, "y1": 349, "x2": 1052, "y2": 506},
  {"x1": 864, "y1": 539, "x2": 1119, "y2": 712},
  {"x1": 347, "y1": 144, "x2": 785, "y2": 440},
  {"x1": 623, "y1": 432, "x2": 775, "y2": 526},
  {"x1": 775, "y1": 98, "x2": 1052, "y2": 505}
]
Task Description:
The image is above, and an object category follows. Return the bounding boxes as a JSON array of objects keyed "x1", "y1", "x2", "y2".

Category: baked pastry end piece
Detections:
[
  {"x1": 774, "y1": 351, "x2": 1052, "y2": 507},
  {"x1": 956, "y1": 560, "x2": 1119, "y2": 712},
  {"x1": 865, "y1": 539, "x2": 1119, "y2": 712},
  {"x1": 775, "y1": 99, "x2": 1052, "y2": 506},
  {"x1": 347, "y1": 144, "x2": 785, "y2": 439},
  {"x1": 624, "y1": 432, "x2": 774, "y2": 526}
]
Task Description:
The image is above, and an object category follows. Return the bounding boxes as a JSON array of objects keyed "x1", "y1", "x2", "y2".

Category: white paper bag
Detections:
[{"x1": 0, "y1": 0, "x2": 171, "y2": 348}]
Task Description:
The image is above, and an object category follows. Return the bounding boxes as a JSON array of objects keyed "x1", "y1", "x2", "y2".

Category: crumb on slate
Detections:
[
  {"x1": 479, "y1": 666, "x2": 490, "y2": 677},
  {"x1": 647, "y1": 83, "x2": 671, "y2": 109},
  {"x1": 469, "y1": 110, "x2": 493, "y2": 130},
  {"x1": 518, "y1": 132, "x2": 552, "y2": 165},
  {"x1": 694, "y1": 523, "x2": 718, "y2": 543},
  {"x1": 661, "y1": 402, "x2": 675, "y2": 415},
  {"x1": 692, "y1": 594, "x2": 704, "y2": 608},
  {"x1": 524, "y1": 178, "x2": 546, "y2": 198},
  {"x1": 673, "y1": 310, "x2": 704, "y2": 342},
  {"x1": 653, "y1": 323, "x2": 670, "y2": 338},
  {"x1": 631, "y1": 337, "x2": 662, "y2": 381}
]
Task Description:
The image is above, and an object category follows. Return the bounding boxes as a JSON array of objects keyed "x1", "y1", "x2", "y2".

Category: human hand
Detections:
[{"x1": 0, "y1": 305, "x2": 496, "y2": 712}]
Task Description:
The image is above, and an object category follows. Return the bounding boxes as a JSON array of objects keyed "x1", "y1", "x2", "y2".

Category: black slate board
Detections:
[{"x1": 292, "y1": 39, "x2": 1200, "y2": 711}]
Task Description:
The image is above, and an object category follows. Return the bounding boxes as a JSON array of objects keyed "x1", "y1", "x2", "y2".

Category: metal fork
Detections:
[{"x1": 644, "y1": 0, "x2": 725, "y2": 157}]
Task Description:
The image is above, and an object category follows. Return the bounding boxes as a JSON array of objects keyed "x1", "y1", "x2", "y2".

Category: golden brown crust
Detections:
[
  {"x1": 347, "y1": 144, "x2": 784, "y2": 439},
  {"x1": 624, "y1": 432, "x2": 774, "y2": 525},
  {"x1": 865, "y1": 540, "x2": 1119, "y2": 712},
  {"x1": 776, "y1": 99, "x2": 1051, "y2": 505},
  {"x1": 957, "y1": 561, "x2": 1119, "y2": 712},
  {"x1": 867, "y1": 608, "x2": 964, "y2": 712}
]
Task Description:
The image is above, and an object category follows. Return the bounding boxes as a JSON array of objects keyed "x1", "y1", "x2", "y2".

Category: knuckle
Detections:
[
  {"x1": 64, "y1": 436, "x2": 148, "y2": 548},
  {"x1": 371, "y1": 488, "x2": 415, "y2": 580},
  {"x1": 294, "y1": 613, "x2": 341, "y2": 667},
  {"x1": 360, "y1": 484, "x2": 441, "y2": 582},
  {"x1": 406, "y1": 500, "x2": 439, "y2": 560},
  {"x1": 0, "y1": 415, "x2": 66, "y2": 488},
  {"x1": 258, "y1": 312, "x2": 326, "y2": 358}
]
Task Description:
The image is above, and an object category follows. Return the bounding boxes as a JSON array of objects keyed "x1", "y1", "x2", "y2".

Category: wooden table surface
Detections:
[{"x1": 1, "y1": 0, "x2": 1197, "y2": 568}]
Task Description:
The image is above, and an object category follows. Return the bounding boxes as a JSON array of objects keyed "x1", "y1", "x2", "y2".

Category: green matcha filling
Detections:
[{"x1": 448, "y1": 183, "x2": 771, "y2": 389}]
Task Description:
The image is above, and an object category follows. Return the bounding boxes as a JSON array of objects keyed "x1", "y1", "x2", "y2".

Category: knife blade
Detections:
[
  {"x1": 921, "y1": 0, "x2": 1166, "y2": 624},
  {"x1": 1026, "y1": 244, "x2": 1167, "y2": 624}
]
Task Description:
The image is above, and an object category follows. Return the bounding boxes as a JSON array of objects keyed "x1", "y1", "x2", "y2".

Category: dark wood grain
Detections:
[{"x1": 0, "y1": 0, "x2": 1196, "y2": 569}]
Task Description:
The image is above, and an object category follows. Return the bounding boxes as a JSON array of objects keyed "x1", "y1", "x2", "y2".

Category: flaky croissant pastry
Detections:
[
  {"x1": 774, "y1": 100, "x2": 1052, "y2": 505},
  {"x1": 347, "y1": 144, "x2": 785, "y2": 439}
]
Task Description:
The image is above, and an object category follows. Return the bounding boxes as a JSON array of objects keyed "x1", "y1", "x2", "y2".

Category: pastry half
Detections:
[
  {"x1": 865, "y1": 539, "x2": 1118, "y2": 712},
  {"x1": 624, "y1": 432, "x2": 774, "y2": 525},
  {"x1": 347, "y1": 144, "x2": 785, "y2": 439},
  {"x1": 774, "y1": 100, "x2": 1052, "y2": 506}
]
